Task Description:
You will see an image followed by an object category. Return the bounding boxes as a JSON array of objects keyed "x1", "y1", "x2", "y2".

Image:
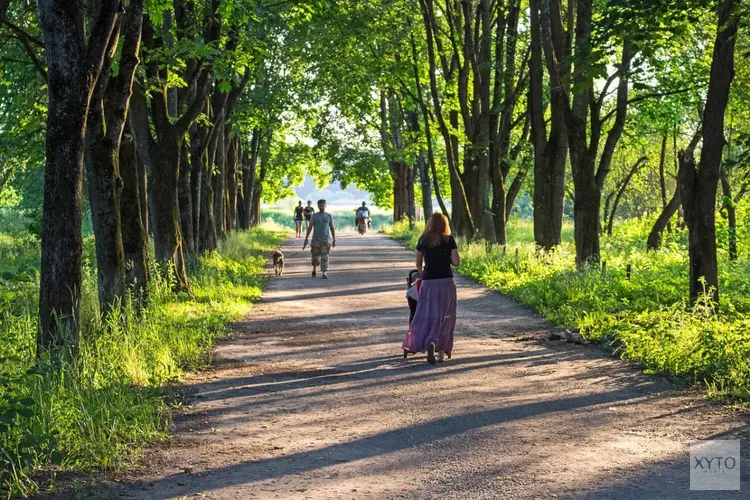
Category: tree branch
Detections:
[
  {"x1": 174, "y1": 68, "x2": 212, "y2": 136},
  {"x1": 105, "y1": 0, "x2": 144, "y2": 145},
  {"x1": 3, "y1": 19, "x2": 44, "y2": 48},
  {"x1": 15, "y1": 34, "x2": 47, "y2": 82},
  {"x1": 601, "y1": 86, "x2": 700, "y2": 124},
  {"x1": 596, "y1": 40, "x2": 634, "y2": 188},
  {"x1": 86, "y1": 0, "x2": 122, "y2": 79},
  {"x1": 597, "y1": 67, "x2": 621, "y2": 108}
]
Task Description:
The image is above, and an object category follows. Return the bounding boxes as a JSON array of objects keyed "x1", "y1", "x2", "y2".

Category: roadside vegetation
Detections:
[
  {"x1": 0, "y1": 220, "x2": 286, "y2": 497},
  {"x1": 390, "y1": 214, "x2": 750, "y2": 402}
]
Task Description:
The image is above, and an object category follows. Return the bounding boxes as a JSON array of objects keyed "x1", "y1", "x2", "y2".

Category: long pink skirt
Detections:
[{"x1": 402, "y1": 278, "x2": 457, "y2": 354}]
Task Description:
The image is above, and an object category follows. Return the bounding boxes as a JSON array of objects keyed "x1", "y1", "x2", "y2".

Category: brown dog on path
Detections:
[{"x1": 272, "y1": 249, "x2": 284, "y2": 276}]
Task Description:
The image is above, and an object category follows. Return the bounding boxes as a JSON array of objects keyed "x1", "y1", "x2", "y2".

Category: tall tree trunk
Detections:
[
  {"x1": 129, "y1": 82, "x2": 152, "y2": 235},
  {"x1": 408, "y1": 164, "x2": 417, "y2": 229},
  {"x1": 242, "y1": 131, "x2": 259, "y2": 230},
  {"x1": 213, "y1": 122, "x2": 227, "y2": 240},
  {"x1": 86, "y1": 134, "x2": 126, "y2": 317},
  {"x1": 382, "y1": 93, "x2": 414, "y2": 224},
  {"x1": 658, "y1": 131, "x2": 671, "y2": 233},
  {"x1": 475, "y1": 0, "x2": 496, "y2": 241},
  {"x1": 198, "y1": 130, "x2": 218, "y2": 252},
  {"x1": 529, "y1": 0, "x2": 567, "y2": 250},
  {"x1": 417, "y1": 152, "x2": 432, "y2": 220},
  {"x1": 406, "y1": 110, "x2": 433, "y2": 220},
  {"x1": 37, "y1": 0, "x2": 121, "y2": 355},
  {"x1": 151, "y1": 135, "x2": 191, "y2": 291},
  {"x1": 566, "y1": 0, "x2": 598, "y2": 266},
  {"x1": 679, "y1": 0, "x2": 737, "y2": 303},
  {"x1": 251, "y1": 184, "x2": 262, "y2": 227},
  {"x1": 137, "y1": 152, "x2": 149, "y2": 235},
  {"x1": 140, "y1": 13, "x2": 213, "y2": 288},
  {"x1": 658, "y1": 132, "x2": 668, "y2": 210},
  {"x1": 418, "y1": 0, "x2": 474, "y2": 236},
  {"x1": 251, "y1": 143, "x2": 267, "y2": 228},
  {"x1": 178, "y1": 142, "x2": 194, "y2": 254},
  {"x1": 119, "y1": 128, "x2": 150, "y2": 300},
  {"x1": 720, "y1": 166, "x2": 737, "y2": 260},
  {"x1": 538, "y1": 0, "x2": 633, "y2": 265},
  {"x1": 492, "y1": 0, "x2": 525, "y2": 233},
  {"x1": 85, "y1": 0, "x2": 144, "y2": 316},
  {"x1": 189, "y1": 124, "x2": 202, "y2": 250},
  {"x1": 392, "y1": 161, "x2": 412, "y2": 223},
  {"x1": 449, "y1": 110, "x2": 472, "y2": 236},
  {"x1": 570, "y1": 40, "x2": 633, "y2": 264},
  {"x1": 227, "y1": 135, "x2": 238, "y2": 231},
  {"x1": 237, "y1": 179, "x2": 247, "y2": 230},
  {"x1": 409, "y1": 32, "x2": 447, "y2": 221}
]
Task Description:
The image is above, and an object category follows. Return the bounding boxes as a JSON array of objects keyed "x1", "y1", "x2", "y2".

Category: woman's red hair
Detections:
[{"x1": 421, "y1": 213, "x2": 451, "y2": 247}]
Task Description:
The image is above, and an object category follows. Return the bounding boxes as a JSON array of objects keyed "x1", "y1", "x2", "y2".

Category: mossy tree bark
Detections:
[{"x1": 37, "y1": 0, "x2": 121, "y2": 355}]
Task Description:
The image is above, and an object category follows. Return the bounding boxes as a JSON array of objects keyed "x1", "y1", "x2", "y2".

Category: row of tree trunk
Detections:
[
  {"x1": 388, "y1": 0, "x2": 739, "y2": 310},
  {"x1": 646, "y1": 0, "x2": 739, "y2": 304},
  {"x1": 410, "y1": 0, "x2": 531, "y2": 242},
  {"x1": 36, "y1": 1, "x2": 265, "y2": 357}
]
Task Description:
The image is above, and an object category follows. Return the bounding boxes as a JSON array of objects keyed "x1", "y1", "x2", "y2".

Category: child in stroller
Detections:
[
  {"x1": 403, "y1": 269, "x2": 421, "y2": 358},
  {"x1": 406, "y1": 269, "x2": 421, "y2": 324}
]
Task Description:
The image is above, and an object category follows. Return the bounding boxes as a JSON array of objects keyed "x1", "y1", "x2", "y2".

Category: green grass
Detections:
[
  {"x1": 0, "y1": 226, "x2": 287, "y2": 497},
  {"x1": 389, "y1": 216, "x2": 750, "y2": 402}
]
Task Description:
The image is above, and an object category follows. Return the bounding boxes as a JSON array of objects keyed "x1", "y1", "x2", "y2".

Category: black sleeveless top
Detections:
[{"x1": 417, "y1": 235, "x2": 457, "y2": 280}]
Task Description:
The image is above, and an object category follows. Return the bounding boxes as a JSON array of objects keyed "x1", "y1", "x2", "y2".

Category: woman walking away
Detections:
[
  {"x1": 402, "y1": 213, "x2": 460, "y2": 364},
  {"x1": 294, "y1": 201, "x2": 305, "y2": 237},
  {"x1": 303, "y1": 200, "x2": 315, "y2": 231}
]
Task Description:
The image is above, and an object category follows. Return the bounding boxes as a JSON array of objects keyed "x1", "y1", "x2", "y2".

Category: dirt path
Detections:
[{"x1": 89, "y1": 234, "x2": 747, "y2": 499}]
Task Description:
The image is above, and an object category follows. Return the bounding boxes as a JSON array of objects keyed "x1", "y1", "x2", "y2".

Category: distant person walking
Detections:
[
  {"x1": 303, "y1": 200, "x2": 315, "y2": 231},
  {"x1": 402, "y1": 213, "x2": 460, "y2": 364},
  {"x1": 293, "y1": 201, "x2": 305, "y2": 237},
  {"x1": 303, "y1": 200, "x2": 336, "y2": 279}
]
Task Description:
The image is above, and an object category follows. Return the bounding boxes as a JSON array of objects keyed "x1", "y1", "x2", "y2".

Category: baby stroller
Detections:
[{"x1": 403, "y1": 269, "x2": 421, "y2": 358}]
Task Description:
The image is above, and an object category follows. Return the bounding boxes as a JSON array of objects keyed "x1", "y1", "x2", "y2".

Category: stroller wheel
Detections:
[{"x1": 403, "y1": 349, "x2": 409, "y2": 359}]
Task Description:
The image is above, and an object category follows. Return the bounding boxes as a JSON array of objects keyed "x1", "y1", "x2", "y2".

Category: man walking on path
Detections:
[{"x1": 303, "y1": 199, "x2": 336, "y2": 279}]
